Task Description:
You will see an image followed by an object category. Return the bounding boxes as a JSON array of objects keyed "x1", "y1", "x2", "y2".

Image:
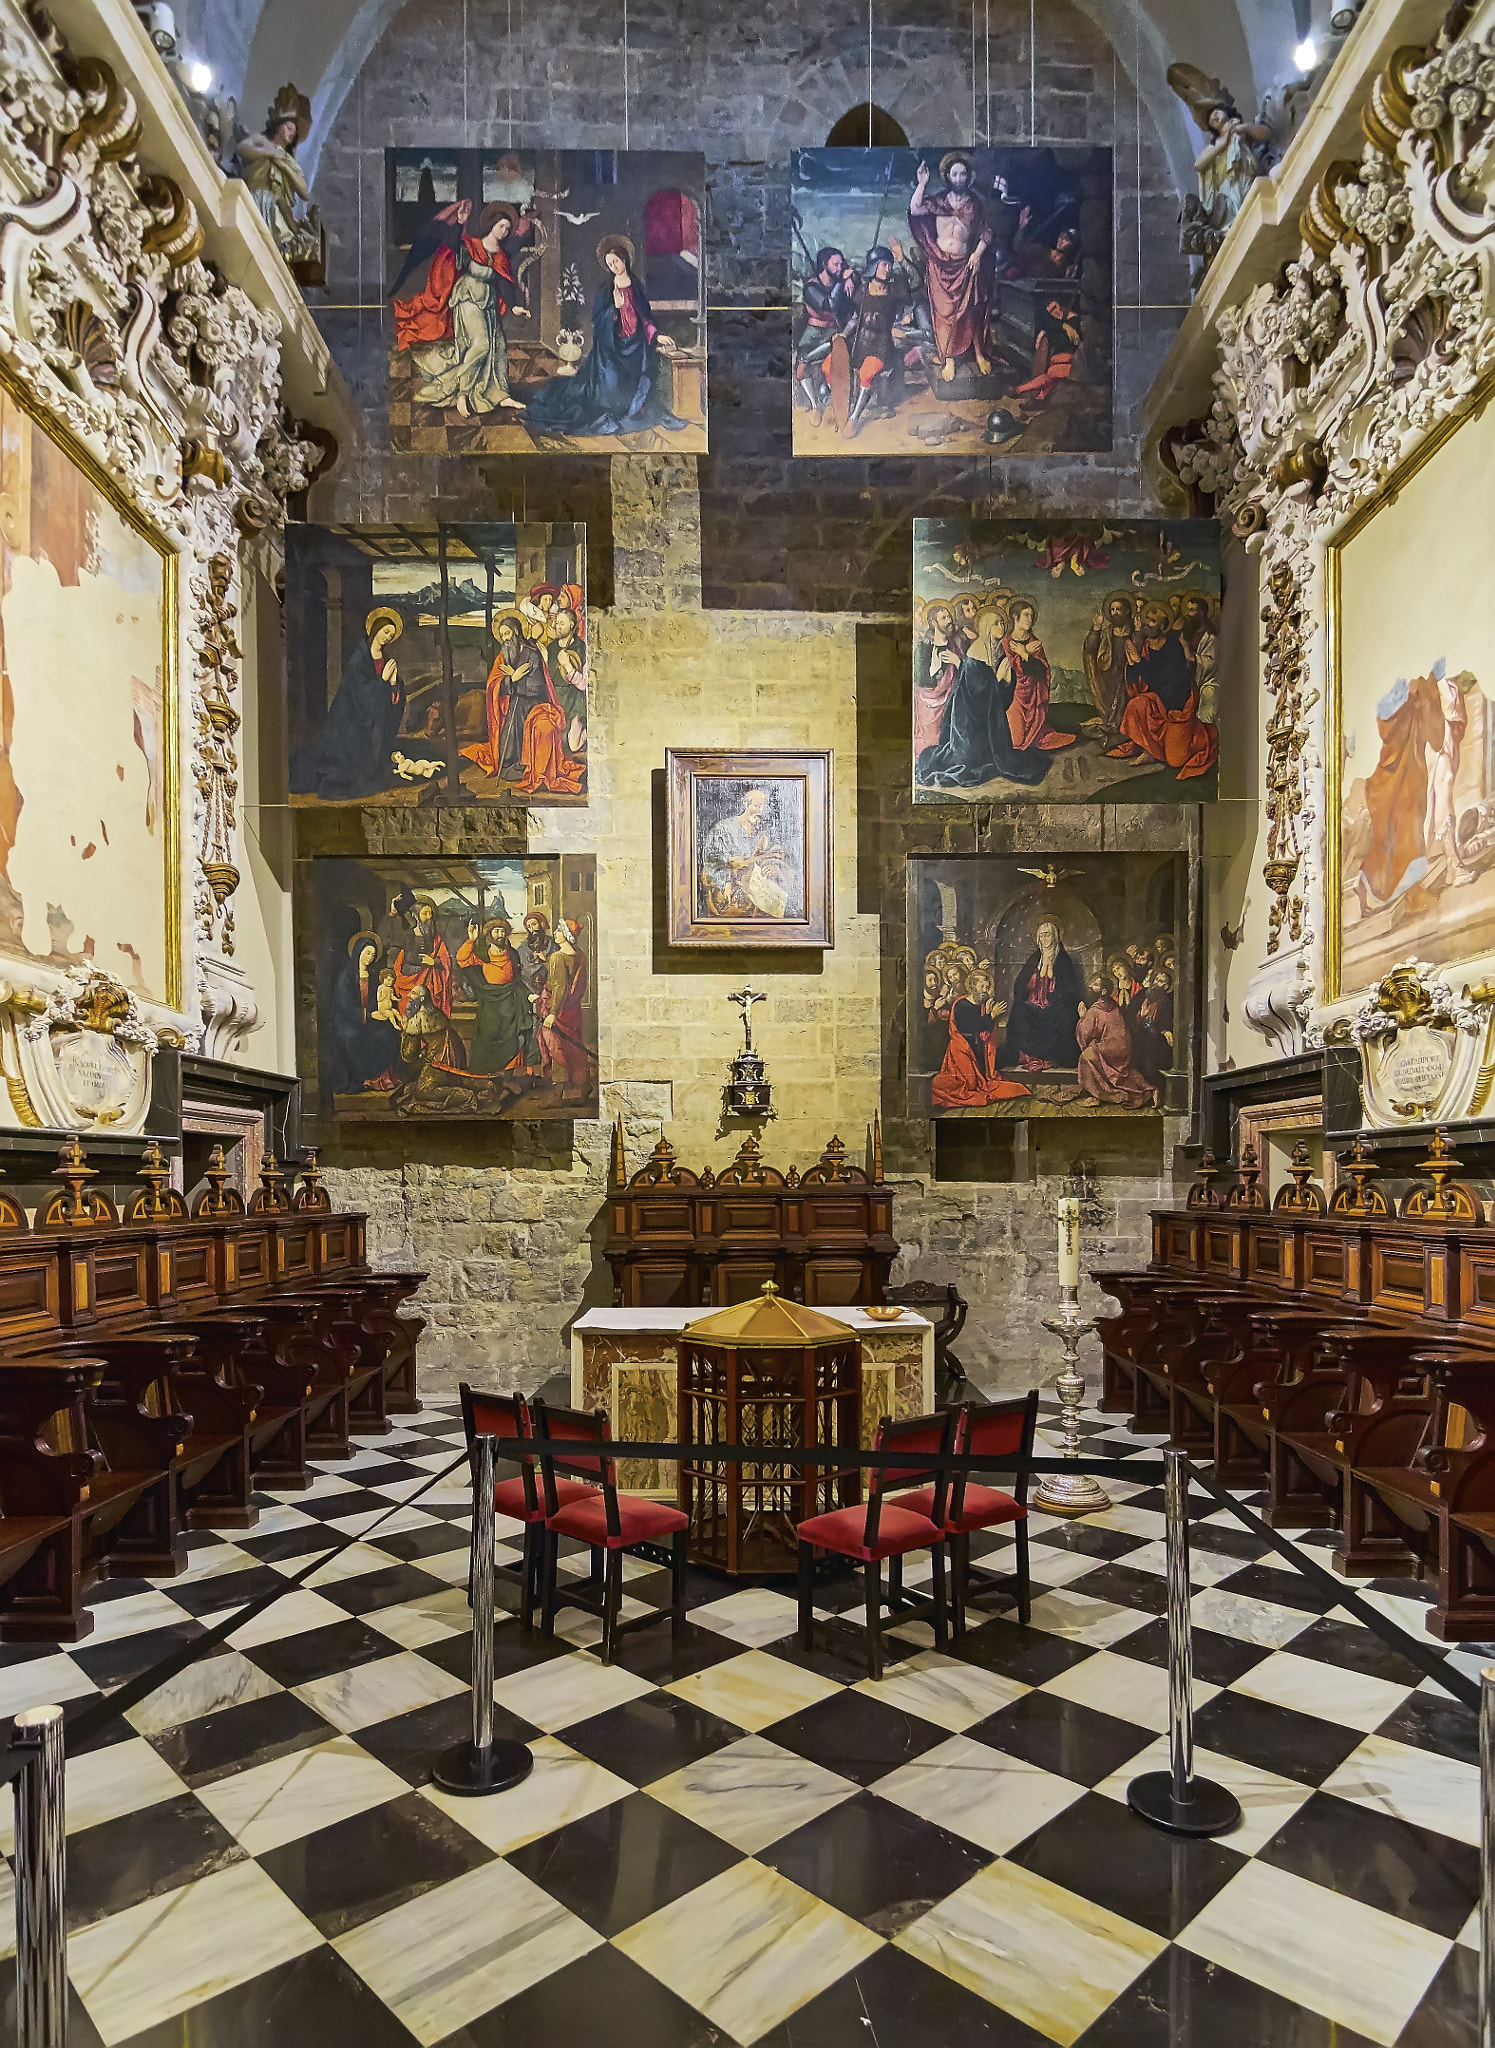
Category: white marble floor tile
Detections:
[
  {"x1": 1081, "y1": 1503, "x2": 1169, "y2": 1542},
  {"x1": 301, "y1": 1542, "x2": 403, "y2": 1589},
  {"x1": 1115, "y1": 1539, "x2": 1245, "y2": 1587},
  {"x1": 1187, "y1": 1586, "x2": 1315, "y2": 1651},
  {"x1": 292, "y1": 1649, "x2": 466, "y2": 1735},
  {"x1": 1026, "y1": 1587, "x2": 1153, "y2": 1649},
  {"x1": 615, "y1": 1858, "x2": 882, "y2": 2045},
  {"x1": 1458, "y1": 1906, "x2": 1478, "y2": 1951},
  {"x1": 212, "y1": 1589, "x2": 351, "y2": 1650},
  {"x1": 1041, "y1": 1649, "x2": 1218, "y2": 1736},
  {"x1": 0, "y1": 1653, "x2": 96, "y2": 1717},
  {"x1": 196, "y1": 1736, "x2": 408, "y2": 1855},
  {"x1": 690, "y1": 1587, "x2": 805, "y2": 1648},
  {"x1": 1178, "y1": 1860, "x2": 1450, "y2": 2046},
  {"x1": 1324, "y1": 1734, "x2": 1480, "y2": 1846},
  {"x1": 158, "y1": 1538, "x2": 266, "y2": 1583},
  {"x1": 125, "y1": 1648, "x2": 282, "y2": 1735},
  {"x1": 490, "y1": 1650, "x2": 653, "y2": 1731},
  {"x1": 0, "y1": 1736, "x2": 186, "y2": 1855},
  {"x1": 548, "y1": 1594, "x2": 656, "y2": 1651},
  {"x1": 854, "y1": 1650, "x2": 1028, "y2": 1732},
  {"x1": 324, "y1": 1507, "x2": 410, "y2": 1538},
  {"x1": 667, "y1": 1649, "x2": 841, "y2": 1734},
  {"x1": 0, "y1": 1858, "x2": 12, "y2": 1960},
  {"x1": 1231, "y1": 1650, "x2": 1414, "y2": 1733},
  {"x1": 1024, "y1": 1543, "x2": 1111, "y2": 1589},
  {"x1": 365, "y1": 1587, "x2": 474, "y2": 1649},
  {"x1": 649, "y1": 1734, "x2": 857, "y2": 1853},
  {"x1": 876, "y1": 1733, "x2": 1086, "y2": 1856},
  {"x1": 424, "y1": 1736, "x2": 632, "y2": 1855},
  {"x1": 334, "y1": 1858, "x2": 600, "y2": 2045},
  {"x1": 69, "y1": 1860, "x2": 322, "y2": 2046},
  {"x1": 363, "y1": 1475, "x2": 435, "y2": 1501},
  {"x1": 1092, "y1": 1737, "x2": 1313, "y2": 1854},
  {"x1": 411, "y1": 1545, "x2": 473, "y2": 1586},
  {"x1": 898, "y1": 1859, "x2": 1164, "y2": 2045},
  {"x1": 80, "y1": 1589, "x2": 194, "y2": 1643}
]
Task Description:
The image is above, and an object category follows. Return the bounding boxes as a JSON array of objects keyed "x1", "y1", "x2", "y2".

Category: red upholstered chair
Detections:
[
  {"x1": 894, "y1": 1393, "x2": 1038, "y2": 1633},
  {"x1": 459, "y1": 1385, "x2": 595, "y2": 1631},
  {"x1": 532, "y1": 1398, "x2": 688, "y2": 1664},
  {"x1": 796, "y1": 1409, "x2": 955, "y2": 1682}
]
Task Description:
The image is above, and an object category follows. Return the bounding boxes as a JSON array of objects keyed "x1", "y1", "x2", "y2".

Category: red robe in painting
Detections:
[
  {"x1": 1000, "y1": 633, "x2": 1074, "y2": 751},
  {"x1": 392, "y1": 930, "x2": 454, "y2": 1022},
  {"x1": 1076, "y1": 996, "x2": 1154, "y2": 1107},
  {"x1": 461, "y1": 650, "x2": 585, "y2": 798},
  {"x1": 393, "y1": 234, "x2": 517, "y2": 351},
  {"x1": 1116, "y1": 632, "x2": 1218, "y2": 779},
  {"x1": 932, "y1": 999, "x2": 1031, "y2": 1110}
]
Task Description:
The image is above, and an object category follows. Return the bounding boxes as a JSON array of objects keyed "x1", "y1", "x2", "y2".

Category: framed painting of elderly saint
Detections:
[
  {"x1": 286, "y1": 523, "x2": 587, "y2": 807},
  {"x1": 789, "y1": 146, "x2": 1111, "y2": 456},
  {"x1": 908, "y1": 853, "x2": 1187, "y2": 1119},
  {"x1": 912, "y1": 519, "x2": 1222, "y2": 805},
  {"x1": 666, "y1": 751, "x2": 832, "y2": 949},
  {"x1": 1331, "y1": 397, "x2": 1495, "y2": 999},
  {"x1": 387, "y1": 148, "x2": 707, "y2": 456},
  {"x1": 304, "y1": 855, "x2": 597, "y2": 1122}
]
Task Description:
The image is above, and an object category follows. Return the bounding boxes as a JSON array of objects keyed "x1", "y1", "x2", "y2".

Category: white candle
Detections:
[{"x1": 1057, "y1": 1196, "x2": 1081, "y2": 1289}]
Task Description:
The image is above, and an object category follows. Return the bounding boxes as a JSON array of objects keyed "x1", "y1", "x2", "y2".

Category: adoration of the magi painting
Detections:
[
  {"x1": 790, "y1": 147, "x2": 1111, "y2": 456},
  {"x1": 307, "y1": 856, "x2": 598, "y2": 1123},
  {"x1": 287, "y1": 524, "x2": 587, "y2": 807},
  {"x1": 913, "y1": 519, "x2": 1222, "y2": 805},
  {"x1": 387, "y1": 148, "x2": 707, "y2": 455},
  {"x1": 908, "y1": 853, "x2": 1184, "y2": 1119}
]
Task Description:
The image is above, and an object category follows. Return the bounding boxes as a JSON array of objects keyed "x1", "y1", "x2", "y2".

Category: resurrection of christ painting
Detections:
[
  {"x1": 913, "y1": 519, "x2": 1222, "y2": 805},
  {"x1": 908, "y1": 854, "x2": 1185, "y2": 1119},
  {"x1": 387, "y1": 148, "x2": 707, "y2": 455},
  {"x1": 287, "y1": 524, "x2": 587, "y2": 807},
  {"x1": 666, "y1": 750, "x2": 832, "y2": 948},
  {"x1": 789, "y1": 146, "x2": 1111, "y2": 456},
  {"x1": 308, "y1": 855, "x2": 598, "y2": 1122},
  {"x1": 0, "y1": 371, "x2": 175, "y2": 1005},
  {"x1": 1334, "y1": 399, "x2": 1495, "y2": 998}
]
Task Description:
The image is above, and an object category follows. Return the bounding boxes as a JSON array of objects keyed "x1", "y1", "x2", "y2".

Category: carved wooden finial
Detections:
[
  {"x1": 609, "y1": 1116, "x2": 627, "y2": 1191},
  {"x1": 249, "y1": 1152, "x2": 291, "y2": 1215},
  {"x1": 1330, "y1": 1134, "x2": 1390, "y2": 1215},
  {"x1": 1272, "y1": 1137, "x2": 1325, "y2": 1214},
  {"x1": 640, "y1": 1136, "x2": 680, "y2": 1186},
  {"x1": 1186, "y1": 1149, "x2": 1223, "y2": 1210},
  {"x1": 871, "y1": 1112, "x2": 885, "y2": 1184},
  {"x1": 817, "y1": 1134, "x2": 850, "y2": 1184},
  {"x1": 292, "y1": 1146, "x2": 331, "y2": 1213},
  {"x1": 135, "y1": 1139, "x2": 173, "y2": 1218},
  {"x1": 1401, "y1": 1126, "x2": 1483, "y2": 1223},
  {"x1": 53, "y1": 1135, "x2": 96, "y2": 1220}
]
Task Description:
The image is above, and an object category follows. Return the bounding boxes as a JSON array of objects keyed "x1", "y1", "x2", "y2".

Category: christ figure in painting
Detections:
[{"x1": 908, "y1": 153, "x2": 992, "y2": 381}]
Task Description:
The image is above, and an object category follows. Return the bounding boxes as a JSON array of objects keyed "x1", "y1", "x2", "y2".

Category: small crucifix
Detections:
[{"x1": 728, "y1": 985, "x2": 766, "y2": 1054}]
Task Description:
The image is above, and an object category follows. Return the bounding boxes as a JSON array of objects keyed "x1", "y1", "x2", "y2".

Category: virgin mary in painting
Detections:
[
  {"x1": 525, "y1": 236, "x2": 687, "y2": 438},
  {"x1": 289, "y1": 607, "x2": 405, "y2": 802}
]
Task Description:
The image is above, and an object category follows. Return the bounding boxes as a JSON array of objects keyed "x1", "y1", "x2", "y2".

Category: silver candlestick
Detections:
[{"x1": 1033, "y1": 1284, "x2": 1110, "y2": 1517}]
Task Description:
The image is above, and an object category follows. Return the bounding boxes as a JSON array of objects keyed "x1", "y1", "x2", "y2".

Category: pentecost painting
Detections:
[
  {"x1": 913, "y1": 519, "x2": 1222, "y2": 805},
  {"x1": 908, "y1": 853, "x2": 1187, "y2": 1119},
  {"x1": 790, "y1": 146, "x2": 1111, "y2": 456},
  {"x1": 387, "y1": 147, "x2": 707, "y2": 455},
  {"x1": 287, "y1": 523, "x2": 587, "y2": 807},
  {"x1": 305, "y1": 855, "x2": 598, "y2": 1123}
]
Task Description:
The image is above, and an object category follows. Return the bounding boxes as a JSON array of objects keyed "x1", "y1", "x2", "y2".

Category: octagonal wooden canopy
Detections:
[{"x1": 681, "y1": 1280, "x2": 850, "y2": 1349}]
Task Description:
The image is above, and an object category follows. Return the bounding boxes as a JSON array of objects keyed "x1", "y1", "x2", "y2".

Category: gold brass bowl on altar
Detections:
[{"x1": 864, "y1": 1304, "x2": 905, "y2": 1320}]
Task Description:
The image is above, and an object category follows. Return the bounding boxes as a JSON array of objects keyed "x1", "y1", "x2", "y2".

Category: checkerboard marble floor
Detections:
[{"x1": 0, "y1": 1395, "x2": 1483, "y2": 2046}]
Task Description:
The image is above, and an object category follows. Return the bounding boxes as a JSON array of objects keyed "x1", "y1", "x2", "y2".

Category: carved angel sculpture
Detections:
[{"x1": 1167, "y1": 64, "x2": 1272, "y2": 285}]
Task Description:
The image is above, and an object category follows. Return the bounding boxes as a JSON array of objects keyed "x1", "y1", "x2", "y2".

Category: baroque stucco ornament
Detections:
[{"x1": 1163, "y1": 5, "x2": 1495, "y2": 1066}]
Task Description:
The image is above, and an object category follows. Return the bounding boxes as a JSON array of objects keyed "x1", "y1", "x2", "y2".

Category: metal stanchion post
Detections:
[
  {"x1": 12, "y1": 1702, "x2": 66, "y2": 2048},
  {"x1": 1127, "y1": 1449, "x2": 1241, "y2": 1838},
  {"x1": 1481, "y1": 1666, "x2": 1495, "y2": 2047},
  {"x1": 433, "y1": 1434, "x2": 533, "y2": 1796}
]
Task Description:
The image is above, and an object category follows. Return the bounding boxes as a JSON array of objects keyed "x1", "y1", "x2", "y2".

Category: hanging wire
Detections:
[
  {"x1": 867, "y1": 0, "x2": 873, "y2": 146},
  {"x1": 507, "y1": 0, "x2": 514, "y2": 146},
  {"x1": 1029, "y1": 0, "x2": 1036, "y2": 141},
  {"x1": 624, "y1": 0, "x2": 630, "y2": 149},
  {"x1": 985, "y1": 0, "x2": 991, "y2": 146},
  {"x1": 462, "y1": 0, "x2": 469, "y2": 132},
  {"x1": 971, "y1": 1, "x2": 977, "y2": 144}
]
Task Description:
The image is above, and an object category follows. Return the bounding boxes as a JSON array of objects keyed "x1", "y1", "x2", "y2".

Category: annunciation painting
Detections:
[
  {"x1": 308, "y1": 856, "x2": 597, "y2": 1121},
  {"x1": 387, "y1": 148, "x2": 707, "y2": 455},
  {"x1": 1334, "y1": 398, "x2": 1495, "y2": 998},
  {"x1": 0, "y1": 370, "x2": 175, "y2": 1005},
  {"x1": 913, "y1": 520, "x2": 1221, "y2": 805},
  {"x1": 666, "y1": 750, "x2": 832, "y2": 949},
  {"x1": 789, "y1": 146, "x2": 1111, "y2": 456},
  {"x1": 908, "y1": 853, "x2": 1185, "y2": 1118},
  {"x1": 287, "y1": 524, "x2": 587, "y2": 807}
]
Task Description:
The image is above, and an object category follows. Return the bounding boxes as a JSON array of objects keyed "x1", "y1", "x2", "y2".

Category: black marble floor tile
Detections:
[
  {"x1": 343, "y1": 1459, "x2": 429, "y2": 1491},
  {"x1": 754, "y1": 1940, "x2": 1050, "y2": 2047},
  {"x1": 65, "y1": 1792, "x2": 246, "y2": 1930},
  {"x1": 114, "y1": 1944, "x2": 414, "y2": 2048},
  {"x1": 256, "y1": 1787, "x2": 494, "y2": 1936},
  {"x1": 1007, "y1": 1790, "x2": 1246, "y2": 1938},
  {"x1": 0, "y1": 1634, "x2": 75, "y2": 1669},
  {"x1": 447, "y1": 1938, "x2": 722, "y2": 2047},
  {"x1": 765, "y1": 1615, "x2": 918, "y2": 1687},
  {"x1": 1112, "y1": 1616, "x2": 1272, "y2": 1687},
  {"x1": 368, "y1": 1522, "x2": 471, "y2": 1563},
  {"x1": 1067, "y1": 1563, "x2": 1171, "y2": 1618},
  {"x1": 169, "y1": 1564, "x2": 293, "y2": 1618},
  {"x1": 0, "y1": 1976, "x2": 106, "y2": 2048},
  {"x1": 84, "y1": 1571, "x2": 160, "y2": 1606},
  {"x1": 1377, "y1": 1690, "x2": 1480, "y2": 1768},
  {"x1": 1188, "y1": 1521, "x2": 1273, "y2": 1563},
  {"x1": 607, "y1": 1615, "x2": 745, "y2": 1685},
  {"x1": 1189, "y1": 1690, "x2": 1366, "y2": 1787},
  {"x1": 316, "y1": 1560, "x2": 450, "y2": 1616},
  {"x1": 971, "y1": 1693, "x2": 1153, "y2": 1786},
  {"x1": 943, "y1": 1614, "x2": 1098, "y2": 1686},
  {"x1": 563, "y1": 1691, "x2": 744, "y2": 1785},
  {"x1": 61, "y1": 1693, "x2": 139, "y2": 1751},
  {"x1": 234, "y1": 1524, "x2": 339, "y2": 1566},
  {"x1": 507, "y1": 1788, "x2": 742, "y2": 1936},
  {"x1": 291, "y1": 1487, "x2": 397, "y2": 1525},
  {"x1": 1370, "y1": 1575, "x2": 1439, "y2": 1607},
  {"x1": 1212, "y1": 1560, "x2": 1340, "y2": 1614},
  {"x1": 147, "y1": 1691, "x2": 338, "y2": 1788},
  {"x1": 1288, "y1": 1615, "x2": 1433, "y2": 1687},
  {"x1": 420, "y1": 1618, "x2": 568, "y2": 1685},
  {"x1": 1396, "y1": 1942, "x2": 1478, "y2": 2047},
  {"x1": 1076, "y1": 1945, "x2": 1382, "y2": 2048},
  {"x1": 1257, "y1": 1790, "x2": 1479, "y2": 1938},
  {"x1": 354, "y1": 1688, "x2": 539, "y2": 1785},
  {"x1": 762, "y1": 1788, "x2": 988, "y2": 1935},
  {"x1": 71, "y1": 1619, "x2": 208, "y2": 1690},
  {"x1": 767, "y1": 1687, "x2": 947, "y2": 1787},
  {"x1": 1029, "y1": 1523, "x2": 1149, "y2": 1561},
  {"x1": 245, "y1": 1617, "x2": 398, "y2": 1688}
]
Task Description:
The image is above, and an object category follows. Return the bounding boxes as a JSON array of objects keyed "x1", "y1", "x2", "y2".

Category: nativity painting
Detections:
[
  {"x1": 908, "y1": 853, "x2": 1186, "y2": 1119},
  {"x1": 387, "y1": 148, "x2": 707, "y2": 456},
  {"x1": 307, "y1": 856, "x2": 598, "y2": 1123},
  {"x1": 287, "y1": 524, "x2": 587, "y2": 808},
  {"x1": 913, "y1": 519, "x2": 1222, "y2": 806},
  {"x1": 790, "y1": 146, "x2": 1111, "y2": 456}
]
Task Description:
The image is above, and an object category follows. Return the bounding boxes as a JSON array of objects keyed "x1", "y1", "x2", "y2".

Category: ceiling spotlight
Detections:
[
  {"x1": 1293, "y1": 36, "x2": 1318, "y2": 72},
  {"x1": 189, "y1": 60, "x2": 213, "y2": 91}
]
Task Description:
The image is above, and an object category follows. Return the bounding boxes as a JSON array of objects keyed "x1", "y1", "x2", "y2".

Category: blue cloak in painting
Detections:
[
  {"x1": 524, "y1": 279, "x2": 686, "y2": 437},
  {"x1": 328, "y1": 950, "x2": 401, "y2": 1094},
  {"x1": 290, "y1": 638, "x2": 405, "y2": 802},
  {"x1": 916, "y1": 654, "x2": 1050, "y2": 790},
  {"x1": 1003, "y1": 943, "x2": 1085, "y2": 1068}
]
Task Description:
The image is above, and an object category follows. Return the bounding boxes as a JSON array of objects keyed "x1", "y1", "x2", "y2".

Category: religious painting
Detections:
[
  {"x1": 387, "y1": 148, "x2": 707, "y2": 455},
  {"x1": 1332, "y1": 397, "x2": 1495, "y2": 998},
  {"x1": 287, "y1": 524, "x2": 587, "y2": 808},
  {"x1": 306, "y1": 855, "x2": 597, "y2": 1122},
  {"x1": 912, "y1": 519, "x2": 1221, "y2": 805},
  {"x1": 789, "y1": 146, "x2": 1111, "y2": 456},
  {"x1": 0, "y1": 368, "x2": 177, "y2": 1006},
  {"x1": 908, "y1": 853, "x2": 1186, "y2": 1119},
  {"x1": 666, "y1": 750, "x2": 832, "y2": 949}
]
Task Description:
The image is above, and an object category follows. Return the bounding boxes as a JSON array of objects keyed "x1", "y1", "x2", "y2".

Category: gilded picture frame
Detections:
[{"x1": 666, "y1": 749, "x2": 833, "y2": 949}]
